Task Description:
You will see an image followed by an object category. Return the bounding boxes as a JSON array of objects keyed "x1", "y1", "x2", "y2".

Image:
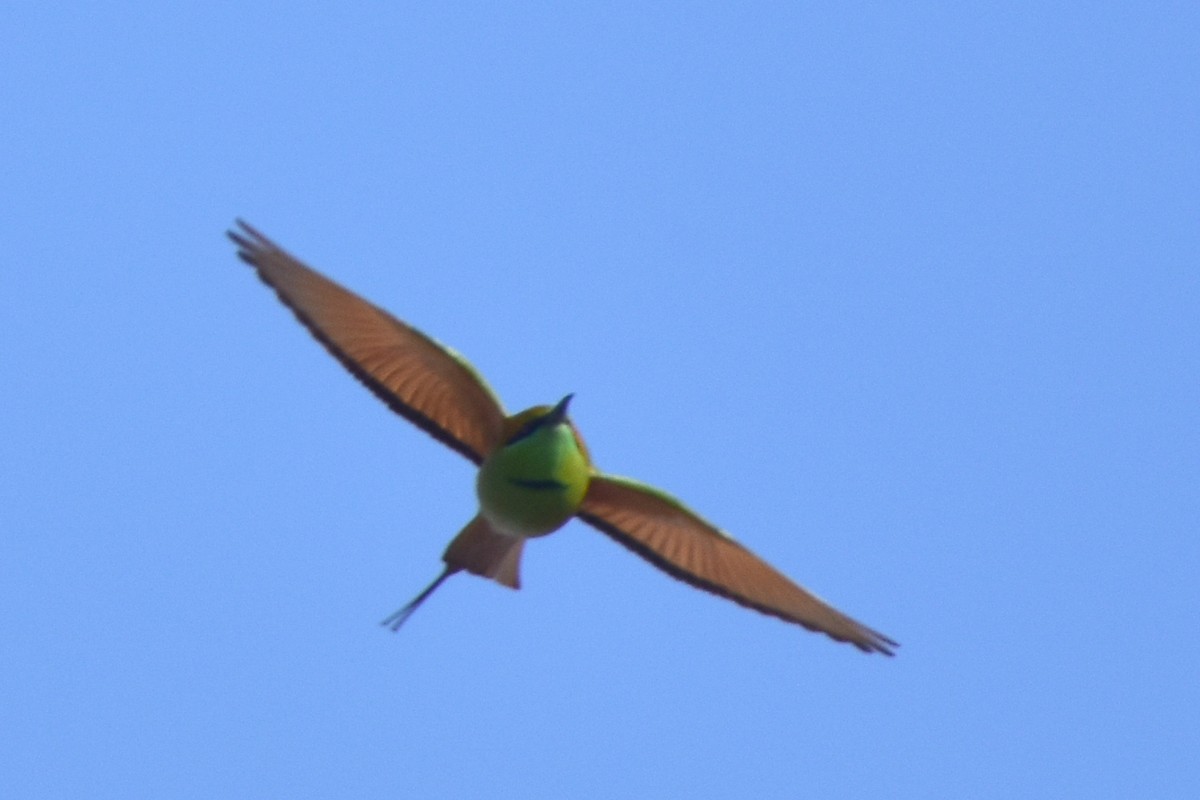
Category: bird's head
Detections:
[{"x1": 499, "y1": 394, "x2": 592, "y2": 463}]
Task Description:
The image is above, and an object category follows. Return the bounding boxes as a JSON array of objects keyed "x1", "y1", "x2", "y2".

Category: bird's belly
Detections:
[{"x1": 477, "y1": 474, "x2": 587, "y2": 537}]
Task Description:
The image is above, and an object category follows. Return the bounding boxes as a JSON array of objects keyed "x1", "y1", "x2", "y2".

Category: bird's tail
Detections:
[{"x1": 443, "y1": 513, "x2": 524, "y2": 589}]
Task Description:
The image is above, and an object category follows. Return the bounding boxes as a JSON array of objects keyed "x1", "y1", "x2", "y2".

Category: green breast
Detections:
[{"x1": 476, "y1": 423, "x2": 590, "y2": 537}]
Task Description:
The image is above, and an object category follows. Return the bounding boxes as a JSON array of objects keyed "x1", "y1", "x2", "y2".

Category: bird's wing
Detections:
[
  {"x1": 229, "y1": 220, "x2": 506, "y2": 464},
  {"x1": 577, "y1": 474, "x2": 897, "y2": 655}
]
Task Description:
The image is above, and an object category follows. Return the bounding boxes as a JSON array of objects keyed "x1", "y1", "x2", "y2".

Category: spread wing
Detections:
[
  {"x1": 228, "y1": 220, "x2": 506, "y2": 464},
  {"x1": 577, "y1": 474, "x2": 897, "y2": 655}
]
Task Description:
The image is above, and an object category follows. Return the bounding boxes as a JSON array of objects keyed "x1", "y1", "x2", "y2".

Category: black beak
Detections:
[{"x1": 545, "y1": 393, "x2": 574, "y2": 426}]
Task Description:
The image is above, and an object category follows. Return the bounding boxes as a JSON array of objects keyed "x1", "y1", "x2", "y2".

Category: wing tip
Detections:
[
  {"x1": 852, "y1": 633, "x2": 899, "y2": 657},
  {"x1": 798, "y1": 616, "x2": 898, "y2": 656},
  {"x1": 839, "y1": 620, "x2": 900, "y2": 656},
  {"x1": 226, "y1": 218, "x2": 276, "y2": 266}
]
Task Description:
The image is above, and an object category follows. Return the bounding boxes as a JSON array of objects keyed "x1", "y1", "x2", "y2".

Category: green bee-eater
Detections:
[{"x1": 229, "y1": 220, "x2": 897, "y2": 655}]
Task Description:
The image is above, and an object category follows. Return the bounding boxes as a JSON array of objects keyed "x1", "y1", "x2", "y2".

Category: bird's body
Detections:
[
  {"x1": 476, "y1": 400, "x2": 591, "y2": 537},
  {"x1": 229, "y1": 220, "x2": 897, "y2": 656}
]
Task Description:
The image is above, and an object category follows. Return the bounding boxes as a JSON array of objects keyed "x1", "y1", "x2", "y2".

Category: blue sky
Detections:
[{"x1": 3, "y1": 3, "x2": 1197, "y2": 798}]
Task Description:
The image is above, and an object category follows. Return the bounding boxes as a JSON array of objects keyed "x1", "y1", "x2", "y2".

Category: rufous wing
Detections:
[
  {"x1": 577, "y1": 474, "x2": 897, "y2": 655},
  {"x1": 229, "y1": 220, "x2": 506, "y2": 463}
]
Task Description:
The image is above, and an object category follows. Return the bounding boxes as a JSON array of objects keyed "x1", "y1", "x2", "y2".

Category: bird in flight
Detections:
[{"x1": 228, "y1": 220, "x2": 897, "y2": 655}]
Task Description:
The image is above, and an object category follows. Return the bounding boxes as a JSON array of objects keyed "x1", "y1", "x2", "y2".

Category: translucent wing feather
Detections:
[
  {"x1": 577, "y1": 474, "x2": 897, "y2": 655},
  {"x1": 229, "y1": 220, "x2": 506, "y2": 463}
]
